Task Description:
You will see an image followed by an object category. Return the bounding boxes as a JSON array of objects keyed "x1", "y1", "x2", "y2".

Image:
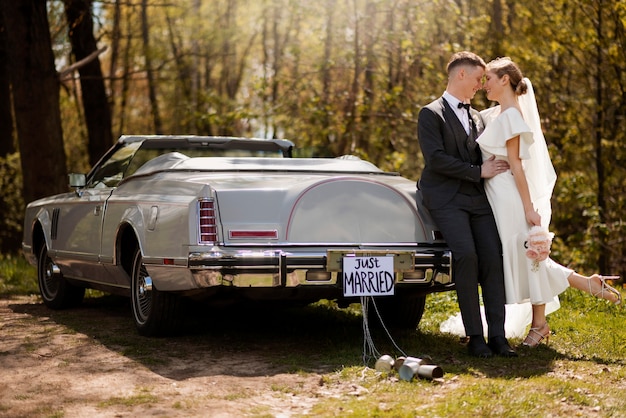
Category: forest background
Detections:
[{"x1": 0, "y1": 0, "x2": 624, "y2": 279}]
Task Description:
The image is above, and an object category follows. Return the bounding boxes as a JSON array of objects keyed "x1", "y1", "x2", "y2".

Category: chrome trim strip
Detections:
[{"x1": 187, "y1": 250, "x2": 451, "y2": 271}]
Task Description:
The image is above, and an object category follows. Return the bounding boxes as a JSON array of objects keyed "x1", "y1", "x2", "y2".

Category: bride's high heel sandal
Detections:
[
  {"x1": 589, "y1": 275, "x2": 622, "y2": 306},
  {"x1": 522, "y1": 323, "x2": 550, "y2": 348}
]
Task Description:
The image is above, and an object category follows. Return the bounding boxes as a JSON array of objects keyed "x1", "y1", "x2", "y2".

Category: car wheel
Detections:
[
  {"x1": 374, "y1": 295, "x2": 426, "y2": 330},
  {"x1": 130, "y1": 248, "x2": 181, "y2": 336},
  {"x1": 37, "y1": 243, "x2": 85, "y2": 309}
]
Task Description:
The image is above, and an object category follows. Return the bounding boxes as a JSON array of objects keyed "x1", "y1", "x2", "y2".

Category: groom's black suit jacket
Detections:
[
  {"x1": 417, "y1": 97, "x2": 484, "y2": 209},
  {"x1": 417, "y1": 96, "x2": 506, "y2": 339}
]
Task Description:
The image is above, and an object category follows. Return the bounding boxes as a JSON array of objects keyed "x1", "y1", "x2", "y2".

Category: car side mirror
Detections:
[{"x1": 68, "y1": 173, "x2": 86, "y2": 188}]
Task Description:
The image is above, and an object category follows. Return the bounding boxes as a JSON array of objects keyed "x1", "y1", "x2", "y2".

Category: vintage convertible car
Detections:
[{"x1": 22, "y1": 135, "x2": 452, "y2": 336}]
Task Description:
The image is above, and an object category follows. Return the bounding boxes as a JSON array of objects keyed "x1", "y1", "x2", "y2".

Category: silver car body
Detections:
[{"x1": 22, "y1": 136, "x2": 452, "y2": 334}]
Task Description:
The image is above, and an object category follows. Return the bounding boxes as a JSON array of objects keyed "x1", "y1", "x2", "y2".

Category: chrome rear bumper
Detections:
[{"x1": 146, "y1": 247, "x2": 452, "y2": 292}]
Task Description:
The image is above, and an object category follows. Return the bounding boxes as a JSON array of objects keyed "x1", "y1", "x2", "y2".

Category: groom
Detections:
[{"x1": 417, "y1": 51, "x2": 516, "y2": 358}]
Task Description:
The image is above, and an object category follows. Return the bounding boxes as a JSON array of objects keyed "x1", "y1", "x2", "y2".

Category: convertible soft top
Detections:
[{"x1": 132, "y1": 153, "x2": 388, "y2": 176}]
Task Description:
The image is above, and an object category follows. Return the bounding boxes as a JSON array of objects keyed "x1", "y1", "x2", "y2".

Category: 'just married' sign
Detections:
[{"x1": 343, "y1": 256, "x2": 395, "y2": 297}]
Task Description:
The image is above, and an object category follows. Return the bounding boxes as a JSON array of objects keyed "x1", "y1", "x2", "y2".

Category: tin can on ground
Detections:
[
  {"x1": 374, "y1": 355, "x2": 395, "y2": 372},
  {"x1": 398, "y1": 357, "x2": 423, "y2": 381},
  {"x1": 398, "y1": 357, "x2": 444, "y2": 381},
  {"x1": 393, "y1": 356, "x2": 406, "y2": 372},
  {"x1": 416, "y1": 364, "x2": 444, "y2": 379}
]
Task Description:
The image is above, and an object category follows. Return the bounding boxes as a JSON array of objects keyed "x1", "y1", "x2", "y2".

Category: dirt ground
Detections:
[{"x1": 0, "y1": 295, "x2": 366, "y2": 417}]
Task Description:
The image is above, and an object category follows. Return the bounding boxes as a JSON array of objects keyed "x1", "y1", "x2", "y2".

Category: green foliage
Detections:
[
  {"x1": 0, "y1": 254, "x2": 37, "y2": 296},
  {"x1": 8, "y1": 0, "x2": 625, "y2": 271},
  {"x1": 0, "y1": 153, "x2": 24, "y2": 253}
]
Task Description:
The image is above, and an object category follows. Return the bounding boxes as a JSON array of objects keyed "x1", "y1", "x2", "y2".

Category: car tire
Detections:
[
  {"x1": 374, "y1": 294, "x2": 426, "y2": 330},
  {"x1": 37, "y1": 243, "x2": 85, "y2": 309},
  {"x1": 130, "y1": 248, "x2": 181, "y2": 336}
]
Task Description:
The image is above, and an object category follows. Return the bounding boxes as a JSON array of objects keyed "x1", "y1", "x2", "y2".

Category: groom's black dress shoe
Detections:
[
  {"x1": 488, "y1": 336, "x2": 518, "y2": 357},
  {"x1": 467, "y1": 336, "x2": 493, "y2": 358}
]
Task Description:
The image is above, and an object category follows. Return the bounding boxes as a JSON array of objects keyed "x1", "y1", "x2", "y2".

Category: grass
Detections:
[
  {"x1": 1, "y1": 254, "x2": 625, "y2": 416},
  {"x1": 305, "y1": 288, "x2": 626, "y2": 417},
  {"x1": 0, "y1": 254, "x2": 37, "y2": 295},
  {"x1": 98, "y1": 387, "x2": 158, "y2": 408}
]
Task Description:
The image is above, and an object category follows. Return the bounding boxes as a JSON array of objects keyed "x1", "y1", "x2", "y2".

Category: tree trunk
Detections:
[
  {"x1": 108, "y1": 0, "x2": 121, "y2": 118},
  {"x1": 361, "y1": 0, "x2": 376, "y2": 156},
  {"x1": 2, "y1": 0, "x2": 68, "y2": 203},
  {"x1": 165, "y1": 9, "x2": 192, "y2": 133},
  {"x1": 141, "y1": 0, "x2": 163, "y2": 134},
  {"x1": 320, "y1": 0, "x2": 335, "y2": 151},
  {"x1": 593, "y1": 1, "x2": 607, "y2": 273},
  {"x1": 0, "y1": 5, "x2": 22, "y2": 253},
  {"x1": 0, "y1": 7, "x2": 14, "y2": 156},
  {"x1": 64, "y1": 0, "x2": 114, "y2": 166},
  {"x1": 339, "y1": 0, "x2": 361, "y2": 155},
  {"x1": 261, "y1": 0, "x2": 294, "y2": 139},
  {"x1": 489, "y1": 0, "x2": 504, "y2": 57},
  {"x1": 117, "y1": 12, "x2": 133, "y2": 138},
  {"x1": 191, "y1": 0, "x2": 201, "y2": 134}
]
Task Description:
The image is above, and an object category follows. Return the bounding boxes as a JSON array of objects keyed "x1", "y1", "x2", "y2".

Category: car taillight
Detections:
[{"x1": 198, "y1": 198, "x2": 217, "y2": 244}]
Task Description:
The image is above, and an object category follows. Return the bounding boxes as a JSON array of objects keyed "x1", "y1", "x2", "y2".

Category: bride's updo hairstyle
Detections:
[{"x1": 487, "y1": 57, "x2": 528, "y2": 96}]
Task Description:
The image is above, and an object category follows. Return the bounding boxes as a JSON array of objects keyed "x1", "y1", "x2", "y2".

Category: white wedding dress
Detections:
[{"x1": 440, "y1": 79, "x2": 571, "y2": 339}]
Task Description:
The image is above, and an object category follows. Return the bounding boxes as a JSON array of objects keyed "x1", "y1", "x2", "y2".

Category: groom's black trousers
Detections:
[{"x1": 428, "y1": 191, "x2": 507, "y2": 339}]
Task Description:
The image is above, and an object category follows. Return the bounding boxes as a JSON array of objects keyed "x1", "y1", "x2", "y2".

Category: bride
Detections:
[{"x1": 441, "y1": 57, "x2": 621, "y2": 346}]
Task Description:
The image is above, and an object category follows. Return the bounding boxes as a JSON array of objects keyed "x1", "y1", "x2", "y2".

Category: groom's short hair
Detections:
[{"x1": 447, "y1": 51, "x2": 486, "y2": 75}]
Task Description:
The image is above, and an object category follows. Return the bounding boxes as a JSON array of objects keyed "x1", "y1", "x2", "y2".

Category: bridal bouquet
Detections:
[{"x1": 524, "y1": 226, "x2": 554, "y2": 272}]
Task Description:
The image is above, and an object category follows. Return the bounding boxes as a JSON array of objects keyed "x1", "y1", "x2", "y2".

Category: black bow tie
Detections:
[{"x1": 458, "y1": 102, "x2": 470, "y2": 110}]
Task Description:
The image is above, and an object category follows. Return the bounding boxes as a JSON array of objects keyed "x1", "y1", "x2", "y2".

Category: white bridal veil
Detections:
[{"x1": 518, "y1": 78, "x2": 557, "y2": 228}]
